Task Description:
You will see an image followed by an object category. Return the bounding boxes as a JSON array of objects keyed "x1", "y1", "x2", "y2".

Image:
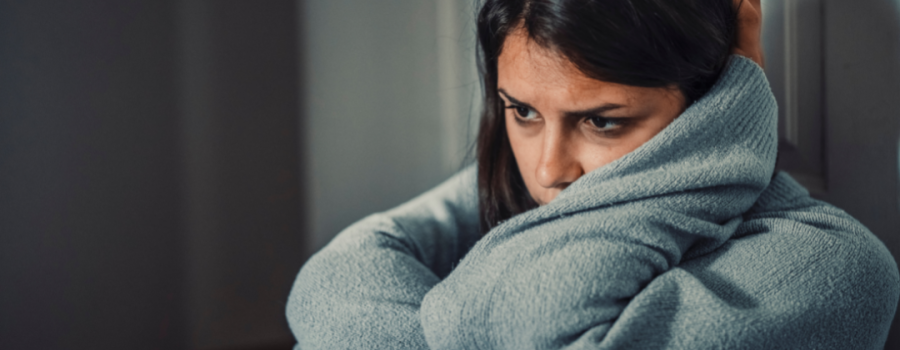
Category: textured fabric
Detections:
[
  {"x1": 286, "y1": 56, "x2": 900, "y2": 349},
  {"x1": 285, "y1": 165, "x2": 481, "y2": 350}
]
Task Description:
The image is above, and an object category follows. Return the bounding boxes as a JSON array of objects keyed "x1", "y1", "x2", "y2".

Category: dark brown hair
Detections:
[{"x1": 475, "y1": 0, "x2": 739, "y2": 233}]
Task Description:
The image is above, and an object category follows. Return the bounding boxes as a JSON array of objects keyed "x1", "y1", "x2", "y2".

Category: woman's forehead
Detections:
[
  {"x1": 497, "y1": 30, "x2": 663, "y2": 112},
  {"x1": 498, "y1": 29, "x2": 603, "y2": 93}
]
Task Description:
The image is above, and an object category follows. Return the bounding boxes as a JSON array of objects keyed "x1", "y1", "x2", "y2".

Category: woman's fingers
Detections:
[{"x1": 733, "y1": 0, "x2": 765, "y2": 68}]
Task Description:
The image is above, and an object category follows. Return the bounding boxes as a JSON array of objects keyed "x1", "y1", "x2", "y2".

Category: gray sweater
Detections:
[{"x1": 286, "y1": 56, "x2": 900, "y2": 349}]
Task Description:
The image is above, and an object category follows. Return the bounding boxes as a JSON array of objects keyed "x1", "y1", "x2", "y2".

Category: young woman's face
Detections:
[{"x1": 498, "y1": 28, "x2": 687, "y2": 205}]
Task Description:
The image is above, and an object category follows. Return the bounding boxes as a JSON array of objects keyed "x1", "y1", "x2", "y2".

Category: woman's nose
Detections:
[{"x1": 535, "y1": 128, "x2": 583, "y2": 189}]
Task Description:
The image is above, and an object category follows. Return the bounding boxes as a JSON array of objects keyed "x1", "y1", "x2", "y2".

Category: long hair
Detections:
[{"x1": 475, "y1": 0, "x2": 739, "y2": 233}]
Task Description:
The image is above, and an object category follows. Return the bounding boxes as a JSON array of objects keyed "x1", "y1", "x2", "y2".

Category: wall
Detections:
[
  {"x1": 0, "y1": 1, "x2": 304, "y2": 349},
  {"x1": 301, "y1": 0, "x2": 481, "y2": 253},
  {"x1": 0, "y1": 1, "x2": 185, "y2": 348},
  {"x1": 180, "y1": 1, "x2": 303, "y2": 349}
]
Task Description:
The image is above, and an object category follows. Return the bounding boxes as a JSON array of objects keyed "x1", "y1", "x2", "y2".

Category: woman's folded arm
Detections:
[
  {"x1": 419, "y1": 188, "x2": 749, "y2": 349},
  {"x1": 285, "y1": 165, "x2": 479, "y2": 349}
]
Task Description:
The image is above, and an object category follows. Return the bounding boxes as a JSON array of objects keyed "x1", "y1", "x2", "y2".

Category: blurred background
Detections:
[{"x1": 0, "y1": 0, "x2": 898, "y2": 349}]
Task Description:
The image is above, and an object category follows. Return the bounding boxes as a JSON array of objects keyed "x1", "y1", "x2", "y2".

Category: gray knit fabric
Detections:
[{"x1": 286, "y1": 56, "x2": 899, "y2": 349}]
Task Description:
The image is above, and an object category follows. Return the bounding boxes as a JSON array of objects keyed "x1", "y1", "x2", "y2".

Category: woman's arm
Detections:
[
  {"x1": 594, "y1": 172, "x2": 900, "y2": 349},
  {"x1": 285, "y1": 165, "x2": 479, "y2": 349}
]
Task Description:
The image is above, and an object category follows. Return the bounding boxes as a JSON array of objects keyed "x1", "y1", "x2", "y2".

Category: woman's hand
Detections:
[{"x1": 733, "y1": 0, "x2": 765, "y2": 68}]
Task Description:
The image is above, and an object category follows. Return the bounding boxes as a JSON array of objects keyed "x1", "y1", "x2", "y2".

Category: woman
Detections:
[{"x1": 287, "y1": 0, "x2": 899, "y2": 349}]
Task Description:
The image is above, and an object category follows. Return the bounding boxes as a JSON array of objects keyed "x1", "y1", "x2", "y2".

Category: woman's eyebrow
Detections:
[
  {"x1": 498, "y1": 89, "x2": 626, "y2": 118},
  {"x1": 497, "y1": 89, "x2": 534, "y2": 110},
  {"x1": 562, "y1": 104, "x2": 625, "y2": 119}
]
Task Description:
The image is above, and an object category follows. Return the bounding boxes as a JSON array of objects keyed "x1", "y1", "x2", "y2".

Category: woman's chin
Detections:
[{"x1": 533, "y1": 195, "x2": 553, "y2": 206}]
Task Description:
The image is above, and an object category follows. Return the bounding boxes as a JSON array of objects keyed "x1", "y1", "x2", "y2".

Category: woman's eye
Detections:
[
  {"x1": 506, "y1": 105, "x2": 537, "y2": 120},
  {"x1": 515, "y1": 106, "x2": 530, "y2": 117},
  {"x1": 586, "y1": 116, "x2": 622, "y2": 131}
]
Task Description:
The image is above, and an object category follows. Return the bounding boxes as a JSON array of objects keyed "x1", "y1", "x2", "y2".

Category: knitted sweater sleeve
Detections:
[
  {"x1": 284, "y1": 165, "x2": 479, "y2": 350},
  {"x1": 593, "y1": 172, "x2": 900, "y2": 349}
]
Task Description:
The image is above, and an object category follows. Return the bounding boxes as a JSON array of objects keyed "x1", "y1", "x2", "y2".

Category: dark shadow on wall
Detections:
[
  {"x1": 0, "y1": 1, "x2": 187, "y2": 348},
  {"x1": 0, "y1": 0, "x2": 306, "y2": 349},
  {"x1": 180, "y1": 0, "x2": 305, "y2": 349}
]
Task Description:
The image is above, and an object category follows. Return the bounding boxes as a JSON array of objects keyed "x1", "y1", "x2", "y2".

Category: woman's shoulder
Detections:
[
  {"x1": 728, "y1": 171, "x2": 898, "y2": 295},
  {"x1": 350, "y1": 163, "x2": 481, "y2": 278},
  {"x1": 383, "y1": 163, "x2": 479, "y2": 224},
  {"x1": 738, "y1": 171, "x2": 892, "y2": 251},
  {"x1": 663, "y1": 171, "x2": 899, "y2": 348},
  {"x1": 381, "y1": 163, "x2": 480, "y2": 249}
]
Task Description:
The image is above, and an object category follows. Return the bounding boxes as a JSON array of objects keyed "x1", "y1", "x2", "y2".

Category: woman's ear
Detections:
[{"x1": 732, "y1": 0, "x2": 765, "y2": 69}]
